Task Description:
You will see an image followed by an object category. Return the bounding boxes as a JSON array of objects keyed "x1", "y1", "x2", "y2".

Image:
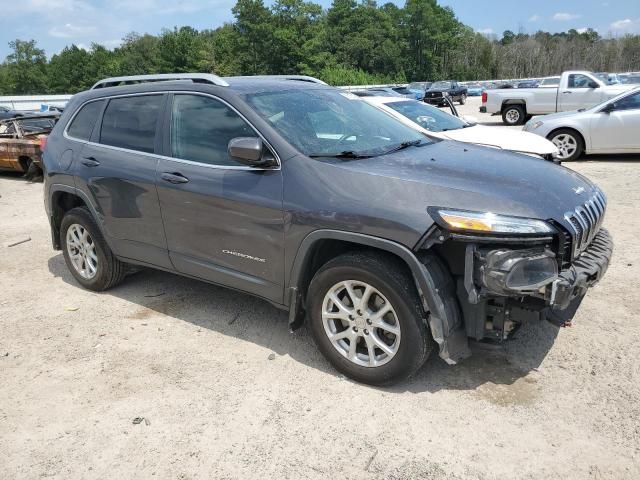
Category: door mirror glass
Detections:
[{"x1": 228, "y1": 137, "x2": 275, "y2": 167}]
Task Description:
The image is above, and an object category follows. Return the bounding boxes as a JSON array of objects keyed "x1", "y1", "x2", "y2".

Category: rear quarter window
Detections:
[{"x1": 67, "y1": 100, "x2": 104, "y2": 141}]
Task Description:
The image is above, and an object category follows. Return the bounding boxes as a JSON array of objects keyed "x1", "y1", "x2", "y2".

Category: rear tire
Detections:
[
  {"x1": 547, "y1": 129, "x2": 584, "y2": 161},
  {"x1": 60, "y1": 207, "x2": 128, "y2": 291},
  {"x1": 502, "y1": 105, "x2": 526, "y2": 126},
  {"x1": 307, "y1": 252, "x2": 432, "y2": 386}
]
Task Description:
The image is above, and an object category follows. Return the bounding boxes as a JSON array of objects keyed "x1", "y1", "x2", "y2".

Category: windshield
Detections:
[
  {"x1": 408, "y1": 82, "x2": 427, "y2": 91},
  {"x1": 244, "y1": 89, "x2": 427, "y2": 157},
  {"x1": 385, "y1": 100, "x2": 468, "y2": 132},
  {"x1": 430, "y1": 81, "x2": 451, "y2": 89}
]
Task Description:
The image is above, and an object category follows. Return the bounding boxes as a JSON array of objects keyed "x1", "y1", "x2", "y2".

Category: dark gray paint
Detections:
[{"x1": 42, "y1": 78, "x2": 601, "y2": 362}]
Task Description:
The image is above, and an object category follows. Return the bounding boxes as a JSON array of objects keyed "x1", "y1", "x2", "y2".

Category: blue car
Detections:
[{"x1": 466, "y1": 83, "x2": 485, "y2": 96}]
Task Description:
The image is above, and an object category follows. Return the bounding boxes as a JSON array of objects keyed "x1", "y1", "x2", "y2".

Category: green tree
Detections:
[{"x1": 4, "y1": 39, "x2": 48, "y2": 94}]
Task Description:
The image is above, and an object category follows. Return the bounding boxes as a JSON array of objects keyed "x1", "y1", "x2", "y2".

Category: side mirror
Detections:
[
  {"x1": 588, "y1": 81, "x2": 600, "y2": 88},
  {"x1": 228, "y1": 137, "x2": 276, "y2": 168}
]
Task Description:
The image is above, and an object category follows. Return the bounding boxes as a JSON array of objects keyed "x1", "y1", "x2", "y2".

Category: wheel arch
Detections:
[
  {"x1": 49, "y1": 185, "x2": 105, "y2": 250},
  {"x1": 546, "y1": 126, "x2": 587, "y2": 152},
  {"x1": 501, "y1": 99, "x2": 527, "y2": 113},
  {"x1": 287, "y1": 230, "x2": 470, "y2": 364},
  {"x1": 18, "y1": 155, "x2": 33, "y2": 172}
]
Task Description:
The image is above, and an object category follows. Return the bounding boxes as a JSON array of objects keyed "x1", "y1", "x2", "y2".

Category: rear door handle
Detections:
[
  {"x1": 161, "y1": 172, "x2": 189, "y2": 184},
  {"x1": 81, "y1": 157, "x2": 100, "y2": 167}
]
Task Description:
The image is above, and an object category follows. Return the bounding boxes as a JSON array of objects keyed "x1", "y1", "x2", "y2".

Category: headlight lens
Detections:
[{"x1": 434, "y1": 209, "x2": 555, "y2": 234}]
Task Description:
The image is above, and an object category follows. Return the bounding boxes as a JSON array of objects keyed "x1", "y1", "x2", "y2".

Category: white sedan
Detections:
[
  {"x1": 361, "y1": 96, "x2": 558, "y2": 160},
  {"x1": 523, "y1": 87, "x2": 640, "y2": 160}
]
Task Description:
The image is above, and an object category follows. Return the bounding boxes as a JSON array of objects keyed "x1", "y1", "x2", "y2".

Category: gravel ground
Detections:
[{"x1": 1, "y1": 96, "x2": 639, "y2": 479}]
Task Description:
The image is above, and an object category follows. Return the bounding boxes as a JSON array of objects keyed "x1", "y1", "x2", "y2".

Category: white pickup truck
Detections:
[{"x1": 480, "y1": 70, "x2": 633, "y2": 125}]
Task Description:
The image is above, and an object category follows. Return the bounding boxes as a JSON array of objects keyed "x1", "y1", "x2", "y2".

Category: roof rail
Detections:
[
  {"x1": 225, "y1": 75, "x2": 328, "y2": 85},
  {"x1": 91, "y1": 73, "x2": 230, "y2": 90}
]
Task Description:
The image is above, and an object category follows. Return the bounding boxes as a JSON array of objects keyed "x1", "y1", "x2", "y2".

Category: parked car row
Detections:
[{"x1": 39, "y1": 73, "x2": 612, "y2": 386}]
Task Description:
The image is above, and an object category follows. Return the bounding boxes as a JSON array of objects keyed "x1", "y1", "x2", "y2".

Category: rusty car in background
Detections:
[{"x1": 0, "y1": 114, "x2": 59, "y2": 180}]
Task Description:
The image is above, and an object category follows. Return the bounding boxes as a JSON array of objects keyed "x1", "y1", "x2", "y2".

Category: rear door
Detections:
[
  {"x1": 73, "y1": 93, "x2": 171, "y2": 268},
  {"x1": 558, "y1": 73, "x2": 603, "y2": 111},
  {"x1": 155, "y1": 93, "x2": 285, "y2": 303}
]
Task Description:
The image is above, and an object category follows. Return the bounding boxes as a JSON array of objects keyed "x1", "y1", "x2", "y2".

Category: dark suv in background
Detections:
[{"x1": 42, "y1": 73, "x2": 612, "y2": 385}]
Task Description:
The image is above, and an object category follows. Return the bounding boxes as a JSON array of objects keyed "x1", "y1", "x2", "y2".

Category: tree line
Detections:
[{"x1": 0, "y1": 0, "x2": 639, "y2": 95}]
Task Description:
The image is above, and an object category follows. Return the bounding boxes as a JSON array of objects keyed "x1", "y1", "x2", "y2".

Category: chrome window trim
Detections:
[{"x1": 63, "y1": 91, "x2": 281, "y2": 171}]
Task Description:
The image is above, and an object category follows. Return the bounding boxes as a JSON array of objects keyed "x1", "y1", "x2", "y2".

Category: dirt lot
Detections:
[{"x1": 1, "y1": 96, "x2": 639, "y2": 479}]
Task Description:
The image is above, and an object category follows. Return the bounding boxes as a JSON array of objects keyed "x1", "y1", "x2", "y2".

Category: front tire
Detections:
[
  {"x1": 60, "y1": 207, "x2": 127, "y2": 291},
  {"x1": 459, "y1": 94, "x2": 466, "y2": 105},
  {"x1": 307, "y1": 252, "x2": 432, "y2": 385},
  {"x1": 547, "y1": 129, "x2": 584, "y2": 161},
  {"x1": 502, "y1": 105, "x2": 526, "y2": 125}
]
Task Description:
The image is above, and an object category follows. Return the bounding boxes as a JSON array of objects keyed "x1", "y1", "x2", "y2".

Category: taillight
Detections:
[
  {"x1": 39, "y1": 136, "x2": 47, "y2": 152},
  {"x1": 481, "y1": 91, "x2": 488, "y2": 103}
]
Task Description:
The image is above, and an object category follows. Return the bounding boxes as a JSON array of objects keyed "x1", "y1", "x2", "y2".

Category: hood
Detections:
[
  {"x1": 312, "y1": 140, "x2": 598, "y2": 229},
  {"x1": 439, "y1": 124, "x2": 558, "y2": 156}
]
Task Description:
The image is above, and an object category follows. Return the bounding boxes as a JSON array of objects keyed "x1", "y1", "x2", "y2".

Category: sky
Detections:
[{"x1": 0, "y1": 0, "x2": 638, "y2": 59}]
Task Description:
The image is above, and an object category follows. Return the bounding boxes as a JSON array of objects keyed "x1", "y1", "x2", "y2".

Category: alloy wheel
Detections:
[
  {"x1": 66, "y1": 224, "x2": 98, "y2": 279},
  {"x1": 505, "y1": 108, "x2": 520, "y2": 124},
  {"x1": 551, "y1": 133, "x2": 578, "y2": 159},
  {"x1": 321, "y1": 280, "x2": 401, "y2": 367}
]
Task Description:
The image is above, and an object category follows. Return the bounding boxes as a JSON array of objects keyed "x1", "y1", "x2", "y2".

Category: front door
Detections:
[
  {"x1": 558, "y1": 73, "x2": 602, "y2": 111},
  {"x1": 155, "y1": 93, "x2": 285, "y2": 303},
  {"x1": 590, "y1": 90, "x2": 640, "y2": 152},
  {"x1": 73, "y1": 93, "x2": 171, "y2": 268}
]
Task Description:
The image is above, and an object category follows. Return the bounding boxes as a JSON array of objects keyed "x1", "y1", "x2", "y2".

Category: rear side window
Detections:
[
  {"x1": 100, "y1": 95, "x2": 162, "y2": 153},
  {"x1": 170, "y1": 94, "x2": 254, "y2": 166},
  {"x1": 67, "y1": 100, "x2": 104, "y2": 141}
]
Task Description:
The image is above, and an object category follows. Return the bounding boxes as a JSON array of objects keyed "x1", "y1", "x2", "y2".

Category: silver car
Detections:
[{"x1": 523, "y1": 87, "x2": 640, "y2": 160}]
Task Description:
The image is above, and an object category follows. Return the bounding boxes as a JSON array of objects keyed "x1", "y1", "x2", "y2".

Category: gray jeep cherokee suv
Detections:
[{"x1": 42, "y1": 73, "x2": 613, "y2": 385}]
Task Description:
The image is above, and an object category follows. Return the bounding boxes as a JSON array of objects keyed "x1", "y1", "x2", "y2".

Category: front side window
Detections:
[
  {"x1": 386, "y1": 100, "x2": 468, "y2": 132},
  {"x1": 568, "y1": 74, "x2": 593, "y2": 89},
  {"x1": 170, "y1": 94, "x2": 254, "y2": 166},
  {"x1": 67, "y1": 100, "x2": 104, "y2": 141},
  {"x1": 245, "y1": 89, "x2": 427, "y2": 158},
  {"x1": 613, "y1": 91, "x2": 640, "y2": 111},
  {"x1": 99, "y1": 95, "x2": 162, "y2": 153}
]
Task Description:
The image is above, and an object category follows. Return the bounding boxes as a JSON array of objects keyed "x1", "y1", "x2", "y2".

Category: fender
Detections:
[
  {"x1": 287, "y1": 229, "x2": 471, "y2": 364},
  {"x1": 47, "y1": 183, "x2": 114, "y2": 252}
]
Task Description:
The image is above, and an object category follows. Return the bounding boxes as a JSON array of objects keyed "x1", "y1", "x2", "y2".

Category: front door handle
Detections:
[
  {"x1": 562, "y1": 91, "x2": 572, "y2": 94},
  {"x1": 161, "y1": 172, "x2": 190, "y2": 184},
  {"x1": 81, "y1": 156, "x2": 100, "y2": 167}
]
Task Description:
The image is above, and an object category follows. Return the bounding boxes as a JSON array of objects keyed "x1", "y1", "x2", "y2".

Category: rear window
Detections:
[
  {"x1": 99, "y1": 95, "x2": 162, "y2": 153},
  {"x1": 67, "y1": 100, "x2": 104, "y2": 141}
]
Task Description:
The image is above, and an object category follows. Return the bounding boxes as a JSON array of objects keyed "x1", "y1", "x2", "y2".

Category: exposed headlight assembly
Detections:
[{"x1": 431, "y1": 208, "x2": 555, "y2": 235}]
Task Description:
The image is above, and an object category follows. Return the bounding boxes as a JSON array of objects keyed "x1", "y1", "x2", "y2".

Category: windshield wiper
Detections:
[
  {"x1": 379, "y1": 139, "x2": 425, "y2": 155},
  {"x1": 309, "y1": 150, "x2": 373, "y2": 159}
]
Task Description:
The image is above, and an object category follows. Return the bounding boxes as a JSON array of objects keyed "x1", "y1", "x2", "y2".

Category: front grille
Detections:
[{"x1": 564, "y1": 191, "x2": 607, "y2": 258}]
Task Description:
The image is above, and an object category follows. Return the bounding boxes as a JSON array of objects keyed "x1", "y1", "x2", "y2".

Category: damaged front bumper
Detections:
[
  {"x1": 549, "y1": 228, "x2": 612, "y2": 309},
  {"x1": 455, "y1": 227, "x2": 613, "y2": 341}
]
